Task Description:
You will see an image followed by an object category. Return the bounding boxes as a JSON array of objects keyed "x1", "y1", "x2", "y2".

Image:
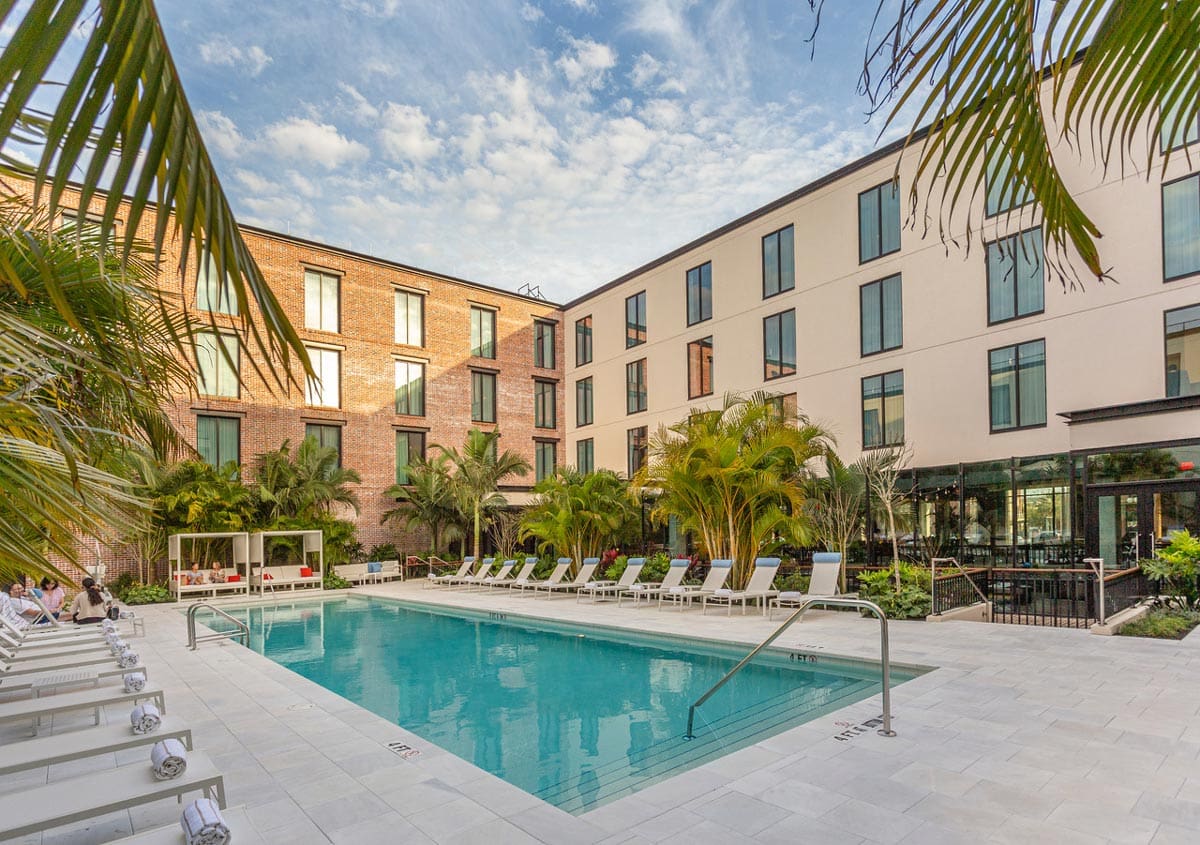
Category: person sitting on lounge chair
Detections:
[
  {"x1": 67, "y1": 578, "x2": 109, "y2": 625},
  {"x1": 208, "y1": 562, "x2": 226, "y2": 584},
  {"x1": 3, "y1": 582, "x2": 42, "y2": 622},
  {"x1": 40, "y1": 578, "x2": 65, "y2": 619}
]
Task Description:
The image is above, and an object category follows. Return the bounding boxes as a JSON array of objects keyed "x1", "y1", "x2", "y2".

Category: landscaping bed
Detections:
[{"x1": 1117, "y1": 609, "x2": 1200, "y2": 640}]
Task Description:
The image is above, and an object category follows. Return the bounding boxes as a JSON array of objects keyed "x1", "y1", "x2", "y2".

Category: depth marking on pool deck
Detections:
[
  {"x1": 832, "y1": 714, "x2": 887, "y2": 742},
  {"x1": 386, "y1": 741, "x2": 421, "y2": 759}
]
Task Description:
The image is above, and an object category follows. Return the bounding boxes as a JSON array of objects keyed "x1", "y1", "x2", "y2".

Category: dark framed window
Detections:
[
  {"x1": 304, "y1": 423, "x2": 342, "y2": 465},
  {"x1": 576, "y1": 316, "x2": 593, "y2": 365},
  {"x1": 762, "y1": 225, "x2": 795, "y2": 298},
  {"x1": 986, "y1": 229, "x2": 1044, "y2": 324},
  {"x1": 858, "y1": 180, "x2": 901, "y2": 263},
  {"x1": 1161, "y1": 100, "x2": 1200, "y2": 152},
  {"x1": 766, "y1": 392, "x2": 797, "y2": 421},
  {"x1": 304, "y1": 269, "x2": 340, "y2": 333},
  {"x1": 576, "y1": 377, "x2": 593, "y2": 427},
  {"x1": 535, "y1": 441, "x2": 557, "y2": 482},
  {"x1": 686, "y1": 262, "x2": 712, "y2": 326},
  {"x1": 763, "y1": 310, "x2": 797, "y2": 380},
  {"x1": 1165, "y1": 304, "x2": 1200, "y2": 397},
  {"x1": 626, "y1": 358, "x2": 647, "y2": 414},
  {"x1": 395, "y1": 290, "x2": 424, "y2": 346},
  {"x1": 576, "y1": 438, "x2": 594, "y2": 474},
  {"x1": 394, "y1": 360, "x2": 425, "y2": 416},
  {"x1": 985, "y1": 147, "x2": 1034, "y2": 217},
  {"x1": 860, "y1": 274, "x2": 903, "y2": 356},
  {"x1": 687, "y1": 337, "x2": 713, "y2": 399},
  {"x1": 989, "y1": 339, "x2": 1047, "y2": 432},
  {"x1": 395, "y1": 430, "x2": 426, "y2": 485},
  {"x1": 196, "y1": 332, "x2": 239, "y2": 398},
  {"x1": 627, "y1": 426, "x2": 648, "y2": 479},
  {"x1": 861, "y1": 371, "x2": 904, "y2": 449},
  {"x1": 471, "y1": 370, "x2": 497, "y2": 423},
  {"x1": 470, "y1": 306, "x2": 497, "y2": 358},
  {"x1": 534, "y1": 321, "x2": 555, "y2": 368},
  {"x1": 196, "y1": 415, "x2": 239, "y2": 469},
  {"x1": 1164, "y1": 173, "x2": 1200, "y2": 282},
  {"x1": 535, "y1": 380, "x2": 556, "y2": 429},
  {"x1": 626, "y1": 291, "x2": 647, "y2": 347}
]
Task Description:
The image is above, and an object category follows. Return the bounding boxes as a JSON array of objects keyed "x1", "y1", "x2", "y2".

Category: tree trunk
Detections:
[
  {"x1": 887, "y1": 504, "x2": 900, "y2": 589},
  {"x1": 473, "y1": 502, "x2": 481, "y2": 559}
]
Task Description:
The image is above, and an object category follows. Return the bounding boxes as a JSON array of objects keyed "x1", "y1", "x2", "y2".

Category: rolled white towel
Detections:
[
  {"x1": 151, "y1": 738, "x2": 188, "y2": 780},
  {"x1": 101, "y1": 619, "x2": 117, "y2": 633},
  {"x1": 104, "y1": 630, "x2": 119, "y2": 645},
  {"x1": 108, "y1": 637, "x2": 127, "y2": 656},
  {"x1": 713, "y1": 588, "x2": 733, "y2": 597},
  {"x1": 119, "y1": 610, "x2": 135, "y2": 619},
  {"x1": 117, "y1": 648, "x2": 139, "y2": 669},
  {"x1": 779, "y1": 591, "x2": 803, "y2": 600},
  {"x1": 130, "y1": 702, "x2": 162, "y2": 734},
  {"x1": 123, "y1": 671, "x2": 147, "y2": 693},
  {"x1": 181, "y1": 798, "x2": 230, "y2": 845},
  {"x1": 668, "y1": 586, "x2": 687, "y2": 594}
]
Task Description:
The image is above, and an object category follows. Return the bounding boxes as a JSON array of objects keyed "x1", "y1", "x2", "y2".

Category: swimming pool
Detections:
[{"x1": 203, "y1": 596, "x2": 920, "y2": 814}]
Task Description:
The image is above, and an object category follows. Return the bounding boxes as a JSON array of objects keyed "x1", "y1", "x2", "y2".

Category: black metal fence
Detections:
[{"x1": 931, "y1": 568, "x2": 989, "y2": 616}]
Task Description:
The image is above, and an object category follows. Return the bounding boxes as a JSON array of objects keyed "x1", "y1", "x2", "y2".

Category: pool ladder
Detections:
[
  {"x1": 186, "y1": 602, "x2": 249, "y2": 650},
  {"x1": 685, "y1": 597, "x2": 897, "y2": 740}
]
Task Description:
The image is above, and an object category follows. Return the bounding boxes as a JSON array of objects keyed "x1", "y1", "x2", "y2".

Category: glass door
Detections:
[
  {"x1": 1095, "y1": 492, "x2": 1140, "y2": 568},
  {"x1": 1088, "y1": 483, "x2": 1200, "y2": 567}
]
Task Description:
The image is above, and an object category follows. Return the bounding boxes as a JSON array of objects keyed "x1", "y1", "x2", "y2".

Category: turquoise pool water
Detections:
[{"x1": 203, "y1": 596, "x2": 919, "y2": 813}]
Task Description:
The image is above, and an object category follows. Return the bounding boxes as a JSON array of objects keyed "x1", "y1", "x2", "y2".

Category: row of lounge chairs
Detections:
[
  {"x1": 0, "y1": 602, "x2": 259, "y2": 842},
  {"x1": 426, "y1": 553, "x2": 846, "y2": 615}
]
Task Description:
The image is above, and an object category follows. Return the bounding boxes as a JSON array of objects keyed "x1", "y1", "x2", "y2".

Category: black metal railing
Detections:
[
  {"x1": 988, "y1": 568, "x2": 1101, "y2": 628},
  {"x1": 931, "y1": 568, "x2": 989, "y2": 616},
  {"x1": 1103, "y1": 567, "x2": 1150, "y2": 620}
]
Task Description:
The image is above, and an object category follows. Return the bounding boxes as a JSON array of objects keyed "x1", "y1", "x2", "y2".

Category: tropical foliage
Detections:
[
  {"x1": 858, "y1": 564, "x2": 932, "y2": 620},
  {"x1": 639, "y1": 393, "x2": 832, "y2": 589},
  {"x1": 382, "y1": 453, "x2": 462, "y2": 556},
  {"x1": 438, "y1": 429, "x2": 530, "y2": 560},
  {"x1": 252, "y1": 436, "x2": 361, "y2": 523},
  {"x1": 520, "y1": 469, "x2": 637, "y2": 567},
  {"x1": 803, "y1": 455, "x2": 865, "y2": 593},
  {"x1": 1143, "y1": 529, "x2": 1200, "y2": 610}
]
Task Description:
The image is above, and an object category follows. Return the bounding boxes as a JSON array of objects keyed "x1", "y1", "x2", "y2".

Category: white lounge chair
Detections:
[
  {"x1": 578, "y1": 558, "x2": 644, "y2": 603},
  {"x1": 0, "y1": 634, "x2": 111, "y2": 661},
  {"x1": 768, "y1": 552, "x2": 847, "y2": 619},
  {"x1": 109, "y1": 806, "x2": 265, "y2": 845},
  {"x1": 659, "y1": 559, "x2": 732, "y2": 610},
  {"x1": 480, "y1": 560, "x2": 516, "y2": 588},
  {"x1": 618, "y1": 558, "x2": 690, "y2": 606},
  {"x1": 0, "y1": 751, "x2": 225, "y2": 840},
  {"x1": 702, "y1": 557, "x2": 782, "y2": 615},
  {"x1": 0, "y1": 661, "x2": 148, "y2": 694},
  {"x1": 427, "y1": 557, "x2": 475, "y2": 588},
  {"x1": 0, "y1": 682, "x2": 166, "y2": 736},
  {"x1": 1, "y1": 649, "x2": 142, "y2": 679},
  {"x1": 498, "y1": 560, "x2": 537, "y2": 589},
  {"x1": 460, "y1": 557, "x2": 497, "y2": 588},
  {"x1": 537, "y1": 559, "x2": 599, "y2": 597},
  {"x1": 514, "y1": 559, "x2": 571, "y2": 593},
  {"x1": 0, "y1": 715, "x2": 192, "y2": 776},
  {"x1": 0, "y1": 613, "x2": 104, "y2": 641}
]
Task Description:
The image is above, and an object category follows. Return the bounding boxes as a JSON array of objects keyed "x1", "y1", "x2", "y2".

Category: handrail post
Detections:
[
  {"x1": 186, "y1": 601, "x2": 250, "y2": 650},
  {"x1": 1083, "y1": 557, "x2": 1105, "y2": 625}
]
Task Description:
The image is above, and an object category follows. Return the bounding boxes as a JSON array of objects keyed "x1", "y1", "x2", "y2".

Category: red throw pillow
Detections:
[
  {"x1": 300, "y1": 567, "x2": 313, "y2": 578},
  {"x1": 263, "y1": 573, "x2": 274, "y2": 581},
  {"x1": 226, "y1": 574, "x2": 241, "y2": 583}
]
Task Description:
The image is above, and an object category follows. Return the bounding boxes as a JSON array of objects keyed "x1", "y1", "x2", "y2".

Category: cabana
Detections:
[
  {"x1": 249, "y1": 530, "x2": 323, "y2": 594},
  {"x1": 168, "y1": 533, "x2": 251, "y2": 601}
]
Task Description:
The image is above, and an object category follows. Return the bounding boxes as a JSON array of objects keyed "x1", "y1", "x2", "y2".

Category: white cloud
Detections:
[
  {"x1": 197, "y1": 36, "x2": 273, "y2": 76},
  {"x1": 555, "y1": 35, "x2": 616, "y2": 89},
  {"x1": 337, "y1": 83, "x2": 380, "y2": 121},
  {"x1": 197, "y1": 110, "x2": 247, "y2": 160},
  {"x1": 519, "y1": 2, "x2": 544, "y2": 22},
  {"x1": 261, "y1": 117, "x2": 370, "y2": 169},
  {"x1": 558, "y1": 0, "x2": 597, "y2": 12},
  {"x1": 378, "y1": 103, "x2": 442, "y2": 164}
]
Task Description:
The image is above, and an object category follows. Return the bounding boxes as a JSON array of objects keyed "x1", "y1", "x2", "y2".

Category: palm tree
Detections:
[
  {"x1": 440, "y1": 429, "x2": 530, "y2": 560},
  {"x1": 382, "y1": 452, "x2": 463, "y2": 556},
  {"x1": 640, "y1": 393, "x2": 833, "y2": 589},
  {"x1": 803, "y1": 455, "x2": 865, "y2": 593},
  {"x1": 853, "y1": 1, "x2": 1199, "y2": 283},
  {"x1": 253, "y1": 436, "x2": 361, "y2": 523},
  {"x1": 520, "y1": 469, "x2": 636, "y2": 568}
]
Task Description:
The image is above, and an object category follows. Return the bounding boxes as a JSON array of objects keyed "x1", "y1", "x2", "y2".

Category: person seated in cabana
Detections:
[
  {"x1": 209, "y1": 562, "x2": 227, "y2": 584},
  {"x1": 185, "y1": 563, "x2": 206, "y2": 586}
]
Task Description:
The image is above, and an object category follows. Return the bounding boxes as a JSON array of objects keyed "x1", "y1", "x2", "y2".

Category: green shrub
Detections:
[
  {"x1": 774, "y1": 571, "x2": 811, "y2": 593},
  {"x1": 1118, "y1": 609, "x2": 1200, "y2": 639},
  {"x1": 110, "y1": 571, "x2": 137, "y2": 598},
  {"x1": 641, "y1": 552, "x2": 671, "y2": 583},
  {"x1": 323, "y1": 569, "x2": 352, "y2": 590},
  {"x1": 1142, "y1": 531, "x2": 1200, "y2": 609},
  {"x1": 858, "y1": 564, "x2": 931, "y2": 619},
  {"x1": 531, "y1": 556, "x2": 557, "y2": 579},
  {"x1": 367, "y1": 543, "x2": 398, "y2": 561},
  {"x1": 604, "y1": 555, "x2": 629, "y2": 581},
  {"x1": 121, "y1": 583, "x2": 173, "y2": 605}
]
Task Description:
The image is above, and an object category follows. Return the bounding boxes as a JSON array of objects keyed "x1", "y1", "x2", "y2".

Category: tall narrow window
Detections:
[
  {"x1": 304, "y1": 269, "x2": 340, "y2": 333},
  {"x1": 395, "y1": 430, "x2": 426, "y2": 485},
  {"x1": 304, "y1": 423, "x2": 342, "y2": 465},
  {"x1": 470, "y1": 307, "x2": 497, "y2": 358},
  {"x1": 626, "y1": 291, "x2": 646, "y2": 348},
  {"x1": 686, "y1": 262, "x2": 712, "y2": 326},
  {"x1": 304, "y1": 346, "x2": 341, "y2": 408},
  {"x1": 576, "y1": 316, "x2": 593, "y2": 365},
  {"x1": 576, "y1": 377, "x2": 593, "y2": 427},
  {"x1": 394, "y1": 360, "x2": 425, "y2": 416},
  {"x1": 985, "y1": 146, "x2": 1034, "y2": 216},
  {"x1": 196, "y1": 252, "x2": 237, "y2": 315},
  {"x1": 627, "y1": 426, "x2": 648, "y2": 479},
  {"x1": 1166, "y1": 304, "x2": 1200, "y2": 397},
  {"x1": 196, "y1": 332, "x2": 239, "y2": 398},
  {"x1": 1161, "y1": 99, "x2": 1200, "y2": 152},
  {"x1": 535, "y1": 441, "x2": 556, "y2": 482},
  {"x1": 196, "y1": 415, "x2": 239, "y2": 469},
  {"x1": 987, "y1": 229, "x2": 1044, "y2": 324},
  {"x1": 763, "y1": 310, "x2": 797, "y2": 379},
  {"x1": 394, "y1": 290, "x2": 424, "y2": 346},
  {"x1": 471, "y1": 370, "x2": 497, "y2": 423},
  {"x1": 762, "y1": 225, "x2": 795, "y2": 298},
  {"x1": 989, "y1": 340, "x2": 1047, "y2": 432},
  {"x1": 687, "y1": 337, "x2": 713, "y2": 399},
  {"x1": 534, "y1": 320, "x2": 556, "y2": 368},
  {"x1": 1164, "y1": 174, "x2": 1200, "y2": 281},
  {"x1": 860, "y1": 275, "x2": 903, "y2": 356},
  {"x1": 535, "y1": 380, "x2": 556, "y2": 429},
  {"x1": 576, "y1": 438, "x2": 594, "y2": 474},
  {"x1": 858, "y1": 180, "x2": 901, "y2": 263},
  {"x1": 861, "y1": 371, "x2": 904, "y2": 448},
  {"x1": 626, "y1": 359, "x2": 647, "y2": 414}
]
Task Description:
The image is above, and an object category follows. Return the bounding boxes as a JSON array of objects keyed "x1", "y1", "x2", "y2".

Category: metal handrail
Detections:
[
  {"x1": 186, "y1": 602, "x2": 249, "y2": 650},
  {"x1": 685, "y1": 596, "x2": 896, "y2": 740}
]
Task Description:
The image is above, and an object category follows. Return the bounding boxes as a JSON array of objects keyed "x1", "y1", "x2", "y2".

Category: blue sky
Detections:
[{"x1": 155, "y1": 0, "x2": 905, "y2": 301}]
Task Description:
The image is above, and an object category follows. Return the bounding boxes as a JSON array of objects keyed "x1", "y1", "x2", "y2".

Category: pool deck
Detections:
[{"x1": 3, "y1": 582, "x2": 1200, "y2": 844}]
